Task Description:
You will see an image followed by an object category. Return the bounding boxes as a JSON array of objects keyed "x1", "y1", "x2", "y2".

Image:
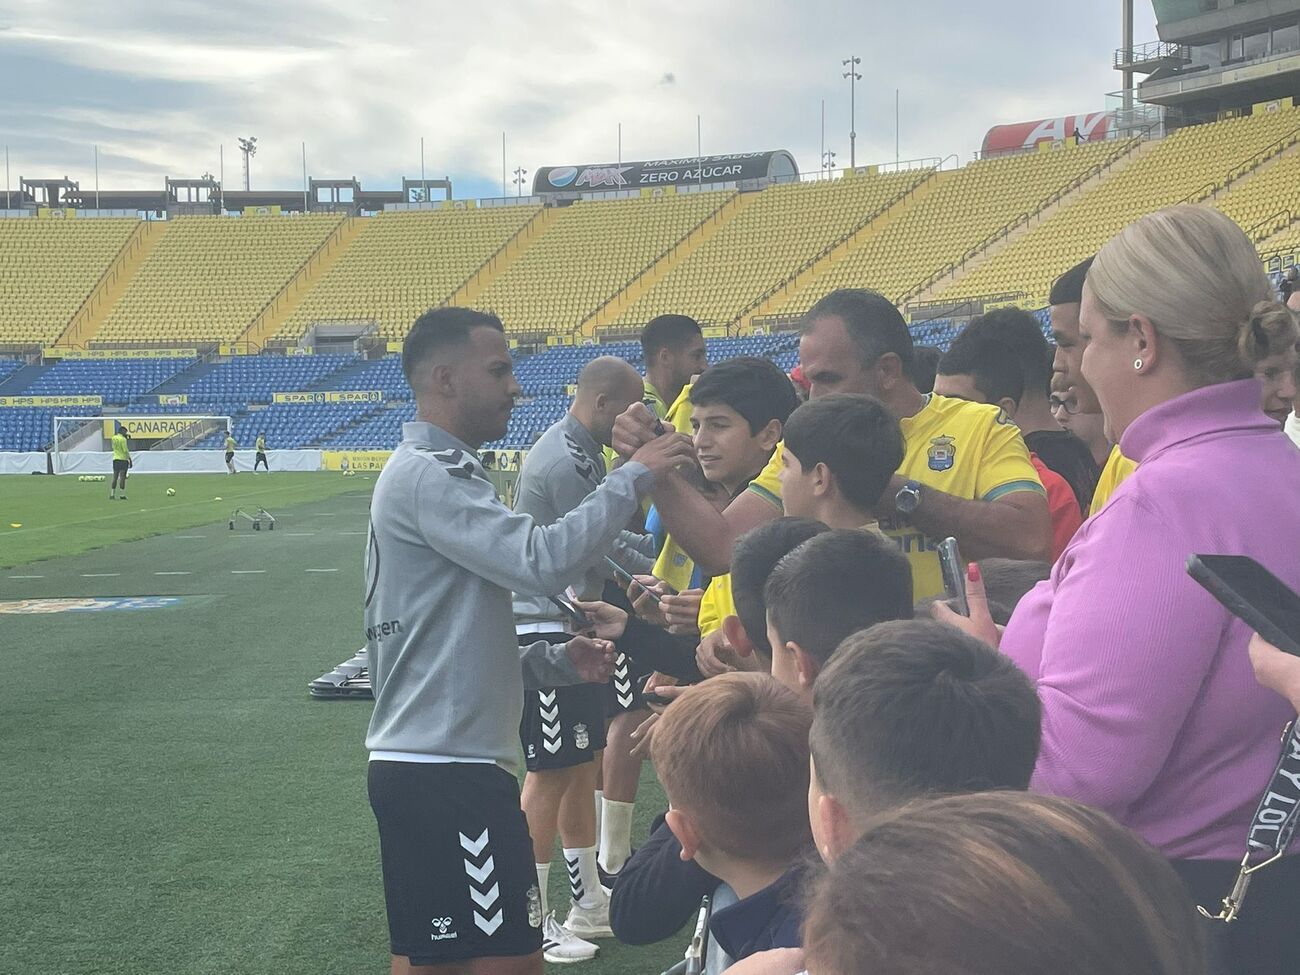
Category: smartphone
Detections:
[
  {"x1": 643, "y1": 398, "x2": 667, "y2": 436},
  {"x1": 549, "y1": 594, "x2": 595, "y2": 632},
  {"x1": 938, "y1": 537, "x2": 969, "y2": 617},
  {"x1": 1186, "y1": 554, "x2": 1300, "y2": 657},
  {"x1": 605, "y1": 556, "x2": 665, "y2": 604}
]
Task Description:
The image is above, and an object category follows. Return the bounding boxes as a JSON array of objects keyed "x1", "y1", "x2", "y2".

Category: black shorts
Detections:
[
  {"x1": 606, "y1": 651, "x2": 653, "y2": 717},
  {"x1": 112, "y1": 459, "x2": 129, "y2": 474},
  {"x1": 255, "y1": 451, "x2": 267, "y2": 463},
  {"x1": 225, "y1": 451, "x2": 234, "y2": 463},
  {"x1": 368, "y1": 761, "x2": 543, "y2": 964},
  {"x1": 518, "y1": 632, "x2": 607, "y2": 770}
]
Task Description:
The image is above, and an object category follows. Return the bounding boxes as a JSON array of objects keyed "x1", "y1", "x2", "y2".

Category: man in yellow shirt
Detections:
[
  {"x1": 254, "y1": 433, "x2": 269, "y2": 473},
  {"x1": 109, "y1": 424, "x2": 131, "y2": 501},
  {"x1": 1050, "y1": 257, "x2": 1136, "y2": 514},
  {"x1": 224, "y1": 432, "x2": 238, "y2": 475},
  {"x1": 613, "y1": 289, "x2": 1050, "y2": 605}
]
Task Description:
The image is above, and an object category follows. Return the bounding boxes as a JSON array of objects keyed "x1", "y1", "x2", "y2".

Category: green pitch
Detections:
[{"x1": 0, "y1": 475, "x2": 680, "y2": 975}]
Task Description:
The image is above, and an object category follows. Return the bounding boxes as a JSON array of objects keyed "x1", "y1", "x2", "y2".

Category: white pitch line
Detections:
[
  {"x1": 338, "y1": 531, "x2": 367, "y2": 536},
  {"x1": 81, "y1": 573, "x2": 121, "y2": 578},
  {"x1": 231, "y1": 569, "x2": 266, "y2": 574},
  {"x1": 7, "y1": 574, "x2": 43, "y2": 579},
  {"x1": 285, "y1": 532, "x2": 316, "y2": 537},
  {"x1": 176, "y1": 535, "x2": 205, "y2": 539},
  {"x1": 155, "y1": 571, "x2": 191, "y2": 576},
  {"x1": 304, "y1": 568, "x2": 338, "y2": 573}
]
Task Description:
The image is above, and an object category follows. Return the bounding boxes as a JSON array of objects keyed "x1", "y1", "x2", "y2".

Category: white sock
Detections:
[
  {"x1": 535, "y1": 862, "x2": 551, "y2": 919},
  {"x1": 594, "y1": 790, "x2": 604, "y2": 841},
  {"x1": 598, "y1": 799, "x2": 635, "y2": 875},
  {"x1": 564, "y1": 845, "x2": 602, "y2": 908}
]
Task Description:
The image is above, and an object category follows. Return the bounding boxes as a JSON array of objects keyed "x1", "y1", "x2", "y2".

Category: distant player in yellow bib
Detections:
[
  {"x1": 254, "y1": 433, "x2": 269, "y2": 473},
  {"x1": 109, "y1": 424, "x2": 131, "y2": 500},
  {"x1": 224, "y1": 433, "x2": 238, "y2": 475},
  {"x1": 611, "y1": 289, "x2": 1051, "y2": 607}
]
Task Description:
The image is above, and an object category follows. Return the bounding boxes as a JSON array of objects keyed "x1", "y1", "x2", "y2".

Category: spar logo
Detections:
[{"x1": 547, "y1": 166, "x2": 578, "y2": 187}]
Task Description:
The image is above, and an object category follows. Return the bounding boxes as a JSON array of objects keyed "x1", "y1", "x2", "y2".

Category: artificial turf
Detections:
[{"x1": 0, "y1": 475, "x2": 681, "y2": 975}]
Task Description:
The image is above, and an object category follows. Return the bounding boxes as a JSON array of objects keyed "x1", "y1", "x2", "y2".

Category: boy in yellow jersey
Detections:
[
  {"x1": 224, "y1": 432, "x2": 238, "y2": 474},
  {"x1": 109, "y1": 424, "x2": 131, "y2": 500},
  {"x1": 612, "y1": 290, "x2": 1050, "y2": 626},
  {"x1": 254, "y1": 433, "x2": 269, "y2": 473}
]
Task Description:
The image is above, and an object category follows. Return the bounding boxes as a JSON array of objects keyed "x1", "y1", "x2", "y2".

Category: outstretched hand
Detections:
[
  {"x1": 566, "y1": 635, "x2": 617, "y2": 684},
  {"x1": 929, "y1": 562, "x2": 1002, "y2": 648},
  {"x1": 573, "y1": 600, "x2": 628, "y2": 642},
  {"x1": 629, "y1": 431, "x2": 695, "y2": 478},
  {"x1": 612, "y1": 402, "x2": 662, "y2": 459}
]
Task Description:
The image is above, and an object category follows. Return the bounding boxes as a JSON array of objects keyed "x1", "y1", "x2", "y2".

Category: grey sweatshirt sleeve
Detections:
[
  {"x1": 613, "y1": 530, "x2": 657, "y2": 576},
  {"x1": 519, "y1": 638, "x2": 583, "y2": 689},
  {"x1": 415, "y1": 458, "x2": 653, "y2": 597}
]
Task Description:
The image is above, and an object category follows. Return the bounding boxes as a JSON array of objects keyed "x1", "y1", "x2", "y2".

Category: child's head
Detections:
[
  {"x1": 778, "y1": 394, "x2": 904, "y2": 522},
  {"x1": 804, "y1": 792, "x2": 1209, "y2": 975},
  {"x1": 689, "y1": 357, "x2": 799, "y2": 493},
  {"x1": 807, "y1": 619, "x2": 1040, "y2": 861},
  {"x1": 725, "y1": 517, "x2": 831, "y2": 666},
  {"x1": 764, "y1": 530, "x2": 913, "y2": 695},
  {"x1": 652, "y1": 673, "x2": 813, "y2": 876}
]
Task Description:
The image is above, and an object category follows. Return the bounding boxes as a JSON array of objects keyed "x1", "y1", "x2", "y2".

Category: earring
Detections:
[{"x1": 1134, "y1": 358, "x2": 1144, "y2": 371}]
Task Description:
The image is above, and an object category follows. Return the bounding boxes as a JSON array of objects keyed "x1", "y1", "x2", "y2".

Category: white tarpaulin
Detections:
[
  {"x1": 47, "y1": 449, "x2": 324, "y2": 474},
  {"x1": 0, "y1": 452, "x2": 48, "y2": 475}
]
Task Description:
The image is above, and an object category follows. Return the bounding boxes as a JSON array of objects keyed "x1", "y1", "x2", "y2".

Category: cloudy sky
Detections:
[{"x1": 0, "y1": 0, "x2": 1157, "y2": 200}]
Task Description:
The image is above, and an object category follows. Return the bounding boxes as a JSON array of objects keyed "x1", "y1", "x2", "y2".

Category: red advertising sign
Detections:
[{"x1": 982, "y1": 113, "x2": 1114, "y2": 155}]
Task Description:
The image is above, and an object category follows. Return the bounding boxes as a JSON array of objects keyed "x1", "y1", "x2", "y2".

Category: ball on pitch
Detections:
[
  {"x1": 166, "y1": 487, "x2": 176, "y2": 496},
  {"x1": 214, "y1": 496, "x2": 222, "y2": 502}
]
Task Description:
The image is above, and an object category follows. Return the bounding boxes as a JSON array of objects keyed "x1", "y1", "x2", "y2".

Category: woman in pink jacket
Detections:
[{"x1": 939, "y1": 206, "x2": 1300, "y2": 975}]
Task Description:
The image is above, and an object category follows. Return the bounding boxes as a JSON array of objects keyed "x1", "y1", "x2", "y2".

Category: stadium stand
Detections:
[
  {"x1": 2, "y1": 406, "x2": 100, "y2": 451},
  {"x1": 208, "y1": 402, "x2": 385, "y2": 449},
  {"x1": 309, "y1": 356, "x2": 409, "y2": 397},
  {"x1": 474, "y1": 191, "x2": 732, "y2": 335},
  {"x1": 941, "y1": 106, "x2": 1300, "y2": 304},
  {"x1": 0, "y1": 358, "x2": 22, "y2": 384},
  {"x1": 273, "y1": 205, "x2": 541, "y2": 343},
  {"x1": 22, "y1": 357, "x2": 197, "y2": 404},
  {"x1": 1212, "y1": 145, "x2": 1300, "y2": 244},
  {"x1": 768, "y1": 139, "x2": 1133, "y2": 314},
  {"x1": 610, "y1": 170, "x2": 930, "y2": 328},
  {"x1": 95, "y1": 214, "x2": 345, "y2": 344},
  {"x1": 0, "y1": 218, "x2": 137, "y2": 347},
  {"x1": 177, "y1": 353, "x2": 356, "y2": 404}
]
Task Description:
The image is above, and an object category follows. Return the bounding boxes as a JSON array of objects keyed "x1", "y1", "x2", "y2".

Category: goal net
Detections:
[{"x1": 52, "y1": 414, "x2": 233, "y2": 475}]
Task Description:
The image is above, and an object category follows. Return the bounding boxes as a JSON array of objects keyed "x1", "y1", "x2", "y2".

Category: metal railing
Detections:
[{"x1": 1113, "y1": 41, "x2": 1190, "y2": 69}]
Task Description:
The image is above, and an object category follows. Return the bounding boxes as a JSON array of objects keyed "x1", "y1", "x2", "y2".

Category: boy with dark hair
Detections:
[
  {"x1": 935, "y1": 334, "x2": 1082, "y2": 560},
  {"x1": 606, "y1": 518, "x2": 828, "y2": 948},
  {"x1": 652, "y1": 674, "x2": 812, "y2": 962},
  {"x1": 961, "y1": 307, "x2": 1098, "y2": 512},
  {"x1": 776, "y1": 394, "x2": 904, "y2": 530},
  {"x1": 807, "y1": 618, "x2": 1041, "y2": 861},
  {"x1": 764, "y1": 530, "x2": 913, "y2": 697}
]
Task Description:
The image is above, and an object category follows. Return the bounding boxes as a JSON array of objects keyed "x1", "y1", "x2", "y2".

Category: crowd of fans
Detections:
[{"x1": 363, "y1": 204, "x2": 1300, "y2": 975}]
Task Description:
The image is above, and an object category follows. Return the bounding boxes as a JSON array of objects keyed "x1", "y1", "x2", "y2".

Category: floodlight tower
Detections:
[
  {"x1": 842, "y1": 56, "x2": 861, "y2": 169},
  {"x1": 238, "y1": 136, "x2": 258, "y2": 191},
  {"x1": 513, "y1": 166, "x2": 528, "y2": 197}
]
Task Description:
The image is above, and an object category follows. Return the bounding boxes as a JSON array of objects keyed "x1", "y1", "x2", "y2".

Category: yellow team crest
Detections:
[{"x1": 928, "y1": 435, "x2": 956, "y2": 472}]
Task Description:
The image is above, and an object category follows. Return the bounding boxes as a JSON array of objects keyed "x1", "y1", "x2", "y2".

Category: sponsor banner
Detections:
[
  {"x1": 219, "y1": 344, "x2": 252, "y2": 356},
  {"x1": 322, "y1": 450, "x2": 391, "y2": 472},
  {"x1": 534, "y1": 151, "x2": 797, "y2": 193},
  {"x1": 982, "y1": 112, "x2": 1113, "y2": 155},
  {"x1": 386, "y1": 340, "x2": 403, "y2": 353},
  {"x1": 158, "y1": 394, "x2": 189, "y2": 406},
  {"x1": 443, "y1": 199, "x2": 478, "y2": 210},
  {"x1": 272, "y1": 390, "x2": 384, "y2": 404},
  {"x1": 104, "y1": 416, "x2": 205, "y2": 439},
  {"x1": 0, "y1": 596, "x2": 183, "y2": 614},
  {"x1": 244, "y1": 205, "x2": 282, "y2": 216},
  {"x1": 36, "y1": 207, "x2": 76, "y2": 219},
  {"x1": 45, "y1": 347, "x2": 198, "y2": 360},
  {"x1": 0, "y1": 395, "x2": 102, "y2": 407}
]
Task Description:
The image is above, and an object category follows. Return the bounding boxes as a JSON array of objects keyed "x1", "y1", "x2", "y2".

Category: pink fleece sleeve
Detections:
[{"x1": 1027, "y1": 495, "x2": 1227, "y2": 813}]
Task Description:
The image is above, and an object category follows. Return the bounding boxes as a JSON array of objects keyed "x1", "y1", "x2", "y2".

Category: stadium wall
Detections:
[{"x1": 50, "y1": 449, "x2": 324, "y2": 475}]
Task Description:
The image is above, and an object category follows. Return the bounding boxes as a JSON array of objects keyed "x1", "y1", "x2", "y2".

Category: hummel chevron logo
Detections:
[
  {"x1": 464, "y1": 856, "x2": 495, "y2": 885},
  {"x1": 474, "y1": 909, "x2": 503, "y2": 935},
  {"x1": 539, "y1": 690, "x2": 557, "y2": 706},
  {"x1": 543, "y1": 737, "x2": 562, "y2": 754},
  {"x1": 470, "y1": 882, "x2": 500, "y2": 911},
  {"x1": 430, "y1": 448, "x2": 476, "y2": 480},
  {"x1": 540, "y1": 705, "x2": 560, "y2": 723},
  {"x1": 459, "y1": 830, "x2": 489, "y2": 857}
]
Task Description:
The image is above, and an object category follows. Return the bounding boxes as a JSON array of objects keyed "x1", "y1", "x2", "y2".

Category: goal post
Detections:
[{"x1": 52, "y1": 414, "x2": 233, "y2": 475}]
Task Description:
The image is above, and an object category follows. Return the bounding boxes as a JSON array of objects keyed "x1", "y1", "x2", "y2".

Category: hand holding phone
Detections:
[
  {"x1": 1186, "y1": 554, "x2": 1300, "y2": 657},
  {"x1": 938, "y1": 537, "x2": 969, "y2": 617}
]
